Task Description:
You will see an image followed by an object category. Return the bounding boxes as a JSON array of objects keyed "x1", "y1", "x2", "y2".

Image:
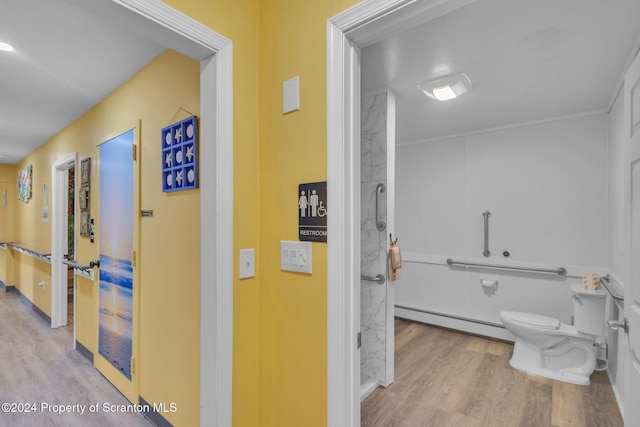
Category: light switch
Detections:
[
  {"x1": 239, "y1": 249, "x2": 255, "y2": 279},
  {"x1": 283, "y1": 76, "x2": 300, "y2": 114},
  {"x1": 280, "y1": 241, "x2": 312, "y2": 274}
]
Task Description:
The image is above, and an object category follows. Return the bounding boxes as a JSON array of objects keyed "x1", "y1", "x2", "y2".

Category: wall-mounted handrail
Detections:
[
  {"x1": 361, "y1": 274, "x2": 385, "y2": 284},
  {"x1": 375, "y1": 183, "x2": 386, "y2": 231},
  {"x1": 446, "y1": 258, "x2": 567, "y2": 276},
  {"x1": 7, "y1": 242, "x2": 51, "y2": 264},
  {"x1": 63, "y1": 259, "x2": 100, "y2": 272},
  {"x1": 482, "y1": 211, "x2": 491, "y2": 257},
  {"x1": 600, "y1": 275, "x2": 624, "y2": 302}
]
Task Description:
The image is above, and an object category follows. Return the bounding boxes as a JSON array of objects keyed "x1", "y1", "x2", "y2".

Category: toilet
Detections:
[{"x1": 500, "y1": 283, "x2": 607, "y2": 385}]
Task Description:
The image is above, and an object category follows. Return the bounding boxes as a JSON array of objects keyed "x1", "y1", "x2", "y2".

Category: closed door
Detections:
[
  {"x1": 94, "y1": 128, "x2": 140, "y2": 403},
  {"x1": 625, "y1": 50, "x2": 640, "y2": 427}
]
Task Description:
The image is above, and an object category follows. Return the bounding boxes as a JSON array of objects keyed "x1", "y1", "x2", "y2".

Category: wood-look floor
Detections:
[
  {"x1": 0, "y1": 289, "x2": 152, "y2": 427},
  {"x1": 362, "y1": 318, "x2": 623, "y2": 427}
]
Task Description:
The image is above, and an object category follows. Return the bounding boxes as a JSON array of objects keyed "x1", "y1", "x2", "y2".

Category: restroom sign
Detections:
[{"x1": 298, "y1": 181, "x2": 327, "y2": 242}]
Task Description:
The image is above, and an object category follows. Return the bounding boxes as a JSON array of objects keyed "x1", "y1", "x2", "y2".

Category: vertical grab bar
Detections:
[
  {"x1": 376, "y1": 183, "x2": 386, "y2": 231},
  {"x1": 483, "y1": 211, "x2": 491, "y2": 257}
]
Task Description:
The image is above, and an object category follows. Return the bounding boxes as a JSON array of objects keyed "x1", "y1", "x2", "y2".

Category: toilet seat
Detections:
[{"x1": 501, "y1": 311, "x2": 560, "y2": 330}]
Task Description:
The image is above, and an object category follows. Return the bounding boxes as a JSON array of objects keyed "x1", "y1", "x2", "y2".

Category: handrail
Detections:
[
  {"x1": 446, "y1": 258, "x2": 567, "y2": 276},
  {"x1": 600, "y1": 275, "x2": 624, "y2": 302},
  {"x1": 482, "y1": 211, "x2": 491, "y2": 257},
  {"x1": 7, "y1": 242, "x2": 51, "y2": 264},
  {"x1": 375, "y1": 183, "x2": 386, "y2": 231},
  {"x1": 361, "y1": 274, "x2": 385, "y2": 284},
  {"x1": 63, "y1": 259, "x2": 100, "y2": 272}
]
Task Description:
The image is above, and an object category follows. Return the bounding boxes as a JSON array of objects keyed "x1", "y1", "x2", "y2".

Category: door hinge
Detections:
[
  {"x1": 132, "y1": 250, "x2": 137, "y2": 268},
  {"x1": 132, "y1": 144, "x2": 137, "y2": 161},
  {"x1": 131, "y1": 357, "x2": 136, "y2": 375},
  {"x1": 357, "y1": 332, "x2": 361, "y2": 349}
]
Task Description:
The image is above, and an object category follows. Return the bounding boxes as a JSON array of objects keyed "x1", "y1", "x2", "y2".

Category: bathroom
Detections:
[{"x1": 358, "y1": 0, "x2": 640, "y2": 420}]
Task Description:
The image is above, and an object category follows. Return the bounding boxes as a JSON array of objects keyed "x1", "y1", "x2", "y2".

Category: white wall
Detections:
[
  {"x1": 605, "y1": 82, "x2": 630, "y2": 418},
  {"x1": 395, "y1": 114, "x2": 609, "y2": 332}
]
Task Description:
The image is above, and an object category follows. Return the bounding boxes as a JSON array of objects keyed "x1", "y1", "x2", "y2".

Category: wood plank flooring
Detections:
[
  {"x1": 362, "y1": 318, "x2": 623, "y2": 427},
  {"x1": 0, "y1": 289, "x2": 152, "y2": 427}
]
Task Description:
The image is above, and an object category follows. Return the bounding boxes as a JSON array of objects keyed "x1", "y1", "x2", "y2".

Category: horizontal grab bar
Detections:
[
  {"x1": 600, "y1": 275, "x2": 624, "y2": 302},
  {"x1": 446, "y1": 258, "x2": 567, "y2": 276},
  {"x1": 7, "y1": 242, "x2": 51, "y2": 263},
  {"x1": 63, "y1": 260, "x2": 100, "y2": 272},
  {"x1": 361, "y1": 274, "x2": 385, "y2": 284}
]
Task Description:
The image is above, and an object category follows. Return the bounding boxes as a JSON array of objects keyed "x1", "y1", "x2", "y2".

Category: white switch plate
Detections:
[
  {"x1": 239, "y1": 249, "x2": 255, "y2": 279},
  {"x1": 283, "y1": 76, "x2": 300, "y2": 114},
  {"x1": 280, "y1": 241, "x2": 312, "y2": 274}
]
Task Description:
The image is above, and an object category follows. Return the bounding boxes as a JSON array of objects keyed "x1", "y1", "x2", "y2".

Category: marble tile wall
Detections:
[{"x1": 361, "y1": 93, "x2": 388, "y2": 385}]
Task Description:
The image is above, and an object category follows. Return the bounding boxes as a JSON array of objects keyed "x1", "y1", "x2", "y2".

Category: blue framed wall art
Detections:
[{"x1": 161, "y1": 116, "x2": 198, "y2": 192}]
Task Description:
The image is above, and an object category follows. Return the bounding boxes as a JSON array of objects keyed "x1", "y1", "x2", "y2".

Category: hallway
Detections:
[{"x1": 0, "y1": 289, "x2": 152, "y2": 427}]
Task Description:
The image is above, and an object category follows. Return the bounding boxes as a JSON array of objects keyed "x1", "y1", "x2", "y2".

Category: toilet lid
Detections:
[{"x1": 501, "y1": 311, "x2": 560, "y2": 330}]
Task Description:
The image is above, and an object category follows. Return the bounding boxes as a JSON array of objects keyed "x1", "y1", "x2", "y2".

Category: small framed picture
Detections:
[
  {"x1": 81, "y1": 157, "x2": 91, "y2": 185},
  {"x1": 80, "y1": 211, "x2": 90, "y2": 237}
]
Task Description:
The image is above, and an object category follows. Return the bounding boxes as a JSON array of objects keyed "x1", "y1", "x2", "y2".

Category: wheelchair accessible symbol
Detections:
[{"x1": 298, "y1": 181, "x2": 327, "y2": 242}]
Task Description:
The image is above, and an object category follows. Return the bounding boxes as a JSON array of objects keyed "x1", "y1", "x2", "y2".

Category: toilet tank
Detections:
[{"x1": 571, "y1": 283, "x2": 607, "y2": 336}]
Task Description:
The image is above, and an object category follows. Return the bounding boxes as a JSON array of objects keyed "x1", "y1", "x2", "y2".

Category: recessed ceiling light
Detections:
[
  {"x1": 0, "y1": 41, "x2": 15, "y2": 52},
  {"x1": 418, "y1": 73, "x2": 472, "y2": 102}
]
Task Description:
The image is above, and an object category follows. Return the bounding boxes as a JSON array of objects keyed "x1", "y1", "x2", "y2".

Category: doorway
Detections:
[
  {"x1": 327, "y1": 2, "x2": 476, "y2": 424},
  {"x1": 66, "y1": 166, "x2": 75, "y2": 335}
]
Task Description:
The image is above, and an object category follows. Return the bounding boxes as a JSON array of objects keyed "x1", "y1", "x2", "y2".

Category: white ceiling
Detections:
[
  {"x1": 0, "y1": 0, "x2": 166, "y2": 164},
  {"x1": 3, "y1": 1, "x2": 639, "y2": 163},
  {"x1": 362, "y1": 0, "x2": 640, "y2": 144}
]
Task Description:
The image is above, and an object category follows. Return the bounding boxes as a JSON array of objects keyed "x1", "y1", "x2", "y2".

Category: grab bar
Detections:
[
  {"x1": 600, "y1": 275, "x2": 624, "y2": 302},
  {"x1": 446, "y1": 258, "x2": 567, "y2": 276},
  {"x1": 361, "y1": 274, "x2": 386, "y2": 284},
  {"x1": 482, "y1": 211, "x2": 491, "y2": 257},
  {"x1": 63, "y1": 259, "x2": 100, "y2": 272},
  {"x1": 375, "y1": 183, "x2": 386, "y2": 231}
]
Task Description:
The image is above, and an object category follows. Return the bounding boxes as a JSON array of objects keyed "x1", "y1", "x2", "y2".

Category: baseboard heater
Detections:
[{"x1": 395, "y1": 305, "x2": 512, "y2": 341}]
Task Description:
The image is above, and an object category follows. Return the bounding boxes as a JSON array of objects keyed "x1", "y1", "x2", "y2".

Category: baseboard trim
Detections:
[
  {"x1": 75, "y1": 340, "x2": 94, "y2": 363},
  {"x1": 395, "y1": 305, "x2": 514, "y2": 341},
  {"x1": 0, "y1": 281, "x2": 15, "y2": 292},
  {"x1": 15, "y1": 290, "x2": 51, "y2": 324},
  {"x1": 139, "y1": 396, "x2": 174, "y2": 427}
]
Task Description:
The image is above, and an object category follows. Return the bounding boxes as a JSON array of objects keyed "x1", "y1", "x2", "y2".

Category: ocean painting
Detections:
[
  {"x1": 99, "y1": 129, "x2": 134, "y2": 380},
  {"x1": 99, "y1": 255, "x2": 133, "y2": 379}
]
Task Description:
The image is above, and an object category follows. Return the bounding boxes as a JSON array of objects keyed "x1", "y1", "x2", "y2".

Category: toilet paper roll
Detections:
[
  {"x1": 582, "y1": 274, "x2": 601, "y2": 290},
  {"x1": 481, "y1": 279, "x2": 498, "y2": 288}
]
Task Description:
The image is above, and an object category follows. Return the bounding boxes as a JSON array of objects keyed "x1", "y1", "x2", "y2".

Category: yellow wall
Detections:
[
  {"x1": 257, "y1": 2, "x2": 359, "y2": 425},
  {"x1": 12, "y1": 49, "x2": 202, "y2": 427},
  {"x1": 162, "y1": 0, "x2": 263, "y2": 424}
]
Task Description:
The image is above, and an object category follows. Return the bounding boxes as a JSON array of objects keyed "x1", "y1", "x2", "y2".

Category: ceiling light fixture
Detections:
[
  {"x1": 418, "y1": 73, "x2": 472, "y2": 101},
  {"x1": 0, "y1": 41, "x2": 14, "y2": 52}
]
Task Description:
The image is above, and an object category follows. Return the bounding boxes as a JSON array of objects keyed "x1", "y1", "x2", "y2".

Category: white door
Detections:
[{"x1": 625, "y1": 49, "x2": 640, "y2": 427}]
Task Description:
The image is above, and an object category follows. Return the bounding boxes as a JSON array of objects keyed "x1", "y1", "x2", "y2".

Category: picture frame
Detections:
[{"x1": 80, "y1": 157, "x2": 91, "y2": 237}]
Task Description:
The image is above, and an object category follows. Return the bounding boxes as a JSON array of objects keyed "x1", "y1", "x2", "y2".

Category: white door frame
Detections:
[
  {"x1": 49, "y1": 1, "x2": 234, "y2": 425},
  {"x1": 51, "y1": 152, "x2": 78, "y2": 330},
  {"x1": 327, "y1": 1, "x2": 477, "y2": 425}
]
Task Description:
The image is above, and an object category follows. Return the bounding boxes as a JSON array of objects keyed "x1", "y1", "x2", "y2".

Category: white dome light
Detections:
[
  {"x1": 0, "y1": 41, "x2": 14, "y2": 52},
  {"x1": 418, "y1": 73, "x2": 472, "y2": 102}
]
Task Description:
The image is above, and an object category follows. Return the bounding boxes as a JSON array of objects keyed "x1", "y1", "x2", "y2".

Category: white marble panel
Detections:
[
  {"x1": 362, "y1": 93, "x2": 386, "y2": 134},
  {"x1": 361, "y1": 92, "x2": 388, "y2": 386}
]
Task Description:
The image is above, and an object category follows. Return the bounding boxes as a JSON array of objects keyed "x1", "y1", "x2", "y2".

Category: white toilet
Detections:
[{"x1": 500, "y1": 283, "x2": 607, "y2": 385}]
